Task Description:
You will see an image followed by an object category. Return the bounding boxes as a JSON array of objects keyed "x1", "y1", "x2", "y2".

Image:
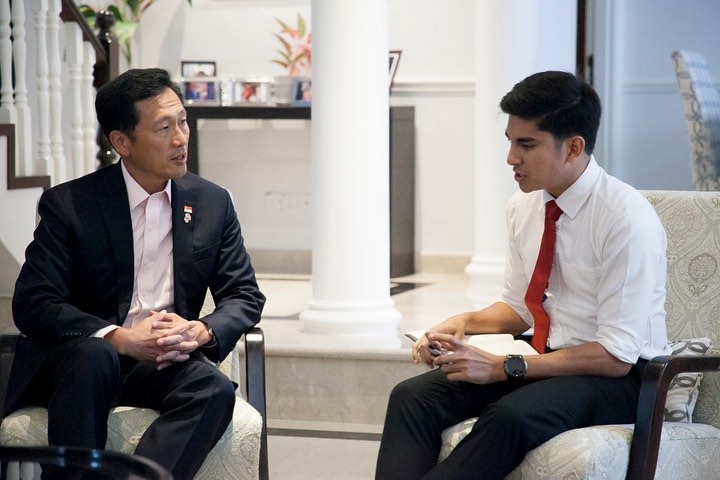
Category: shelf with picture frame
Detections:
[{"x1": 185, "y1": 104, "x2": 416, "y2": 277}]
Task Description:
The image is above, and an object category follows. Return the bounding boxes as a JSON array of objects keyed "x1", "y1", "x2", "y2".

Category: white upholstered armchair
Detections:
[
  {"x1": 440, "y1": 190, "x2": 720, "y2": 479},
  {"x1": 0, "y1": 295, "x2": 268, "y2": 480}
]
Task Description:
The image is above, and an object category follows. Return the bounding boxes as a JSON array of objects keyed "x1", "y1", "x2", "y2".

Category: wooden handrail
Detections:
[{"x1": 60, "y1": 0, "x2": 106, "y2": 60}]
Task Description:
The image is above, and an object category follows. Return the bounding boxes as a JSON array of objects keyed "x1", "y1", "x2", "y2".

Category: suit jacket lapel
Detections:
[
  {"x1": 172, "y1": 180, "x2": 197, "y2": 317},
  {"x1": 96, "y1": 163, "x2": 134, "y2": 323}
]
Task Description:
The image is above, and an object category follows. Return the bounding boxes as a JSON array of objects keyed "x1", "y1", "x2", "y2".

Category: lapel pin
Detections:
[{"x1": 184, "y1": 205, "x2": 193, "y2": 224}]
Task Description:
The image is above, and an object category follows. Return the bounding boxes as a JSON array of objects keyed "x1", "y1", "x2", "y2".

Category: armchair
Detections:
[
  {"x1": 671, "y1": 49, "x2": 720, "y2": 191},
  {"x1": 440, "y1": 190, "x2": 720, "y2": 479},
  {"x1": 0, "y1": 294, "x2": 268, "y2": 480}
]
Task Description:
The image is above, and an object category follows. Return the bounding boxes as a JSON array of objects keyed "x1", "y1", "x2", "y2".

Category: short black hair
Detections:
[
  {"x1": 95, "y1": 68, "x2": 184, "y2": 140},
  {"x1": 499, "y1": 71, "x2": 601, "y2": 154}
]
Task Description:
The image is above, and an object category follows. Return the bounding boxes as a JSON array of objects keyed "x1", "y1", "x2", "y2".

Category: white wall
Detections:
[
  {"x1": 135, "y1": 0, "x2": 476, "y2": 261},
  {"x1": 127, "y1": 0, "x2": 720, "y2": 266}
]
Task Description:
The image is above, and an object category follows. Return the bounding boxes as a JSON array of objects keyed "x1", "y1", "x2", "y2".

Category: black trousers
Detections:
[
  {"x1": 375, "y1": 361, "x2": 646, "y2": 480},
  {"x1": 19, "y1": 338, "x2": 235, "y2": 480}
]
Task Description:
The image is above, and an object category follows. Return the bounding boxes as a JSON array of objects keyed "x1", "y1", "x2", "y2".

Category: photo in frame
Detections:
[
  {"x1": 233, "y1": 78, "x2": 271, "y2": 104},
  {"x1": 181, "y1": 61, "x2": 216, "y2": 78},
  {"x1": 183, "y1": 78, "x2": 219, "y2": 105},
  {"x1": 389, "y1": 50, "x2": 402, "y2": 90},
  {"x1": 291, "y1": 78, "x2": 312, "y2": 106}
]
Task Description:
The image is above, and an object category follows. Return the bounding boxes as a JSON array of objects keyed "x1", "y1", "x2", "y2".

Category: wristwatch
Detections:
[
  {"x1": 201, "y1": 321, "x2": 218, "y2": 348},
  {"x1": 503, "y1": 354, "x2": 527, "y2": 383}
]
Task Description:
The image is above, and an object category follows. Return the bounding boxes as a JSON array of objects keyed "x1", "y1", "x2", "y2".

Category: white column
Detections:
[
  {"x1": 300, "y1": 0, "x2": 401, "y2": 348},
  {"x1": 465, "y1": 0, "x2": 576, "y2": 305}
]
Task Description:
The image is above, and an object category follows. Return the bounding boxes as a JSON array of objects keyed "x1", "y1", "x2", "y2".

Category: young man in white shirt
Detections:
[{"x1": 375, "y1": 71, "x2": 671, "y2": 480}]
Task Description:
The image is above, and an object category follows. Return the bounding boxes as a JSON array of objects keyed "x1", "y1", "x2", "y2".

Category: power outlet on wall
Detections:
[{"x1": 264, "y1": 191, "x2": 311, "y2": 213}]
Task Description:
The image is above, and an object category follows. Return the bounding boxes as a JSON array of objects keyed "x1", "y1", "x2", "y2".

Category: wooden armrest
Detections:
[
  {"x1": 626, "y1": 354, "x2": 720, "y2": 480},
  {"x1": 0, "y1": 332, "x2": 20, "y2": 419},
  {"x1": 243, "y1": 326, "x2": 268, "y2": 480}
]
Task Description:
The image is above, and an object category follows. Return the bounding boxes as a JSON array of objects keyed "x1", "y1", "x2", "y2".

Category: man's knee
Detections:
[
  {"x1": 210, "y1": 369, "x2": 237, "y2": 406},
  {"x1": 45, "y1": 338, "x2": 119, "y2": 382},
  {"x1": 389, "y1": 371, "x2": 440, "y2": 405},
  {"x1": 59, "y1": 339, "x2": 119, "y2": 377}
]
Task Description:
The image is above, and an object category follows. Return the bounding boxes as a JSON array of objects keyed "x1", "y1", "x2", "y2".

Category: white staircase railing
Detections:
[
  {"x1": 0, "y1": 0, "x2": 118, "y2": 297},
  {"x1": 1, "y1": 0, "x2": 117, "y2": 190}
]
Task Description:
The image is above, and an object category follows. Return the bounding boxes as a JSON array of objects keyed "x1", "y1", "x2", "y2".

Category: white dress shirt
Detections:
[
  {"x1": 502, "y1": 157, "x2": 671, "y2": 363},
  {"x1": 94, "y1": 161, "x2": 174, "y2": 338}
]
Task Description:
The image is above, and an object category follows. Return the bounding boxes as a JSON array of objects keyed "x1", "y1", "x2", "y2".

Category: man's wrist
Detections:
[
  {"x1": 503, "y1": 354, "x2": 527, "y2": 384},
  {"x1": 200, "y1": 321, "x2": 217, "y2": 348}
]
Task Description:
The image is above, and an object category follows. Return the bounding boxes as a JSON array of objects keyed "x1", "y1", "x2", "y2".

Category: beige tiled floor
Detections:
[
  {"x1": 268, "y1": 435, "x2": 380, "y2": 480},
  {"x1": 258, "y1": 271, "x2": 487, "y2": 480}
]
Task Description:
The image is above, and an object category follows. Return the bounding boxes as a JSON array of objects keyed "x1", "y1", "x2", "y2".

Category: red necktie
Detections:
[{"x1": 525, "y1": 200, "x2": 563, "y2": 353}]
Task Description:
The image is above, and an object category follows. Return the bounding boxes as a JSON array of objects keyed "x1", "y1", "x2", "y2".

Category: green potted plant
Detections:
[{"x1": 79, "y1": 0, "x2": 193, "y2": 65}]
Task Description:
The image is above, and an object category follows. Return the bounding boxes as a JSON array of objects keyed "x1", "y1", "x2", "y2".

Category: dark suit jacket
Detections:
[{"x1": 7, "y1": 162, "x2": 266, "y2": 415}]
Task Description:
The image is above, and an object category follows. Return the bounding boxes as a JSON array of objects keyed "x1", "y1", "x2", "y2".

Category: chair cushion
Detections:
[
  {"x1": 440, "y1": 421, "x2": 720, "y2": 479},
  {"x1": 0, "y1": 397, "x2": 262, "y2": 480},
  {"x1": 665, "y1": 337, "x2": 713, "y2": 422}
]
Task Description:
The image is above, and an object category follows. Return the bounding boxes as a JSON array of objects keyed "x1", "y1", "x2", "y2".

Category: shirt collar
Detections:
[
  {"x1": 121, "y1": 160, "x2": 172, "y2": 210},
  {"x1": 547, "y1": 155, "x2": 600, "y2": 219}
]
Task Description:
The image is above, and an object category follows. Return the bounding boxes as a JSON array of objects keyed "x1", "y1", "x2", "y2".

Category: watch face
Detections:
[{"x1": 504, "y1": 355, "x2": 527, "y2": 378}]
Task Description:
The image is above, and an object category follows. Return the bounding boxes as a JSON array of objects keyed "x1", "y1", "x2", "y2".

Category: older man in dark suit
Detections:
[{"x1": 7, "y1": 68, "x2": 266, "y2": 479}]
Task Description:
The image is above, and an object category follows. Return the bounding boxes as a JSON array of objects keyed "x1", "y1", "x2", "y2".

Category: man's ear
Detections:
[
  {"x1": 108, "y1": 130, "x2": 130, "y2": 158},
  {"x1": 566, "y1": 135, "x2": 586, "y2": 162}
]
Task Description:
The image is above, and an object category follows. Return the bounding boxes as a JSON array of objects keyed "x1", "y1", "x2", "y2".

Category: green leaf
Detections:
[
  {"x1": 273, "y1": 33, "x2": 292, "y2": 55},
  {"x1": 107, "y1": 5, "x2": 127, "y2": 23},
  {"x1": 126, "y1": 0, "x2": 142, "y2": 16},
  {"x1": 291, "y1": 52, "x2": 307, "y2": 64},
  {"x1": 297, "y1": 14, "x2": 306, "y2": 39},
  {"x1": 273, "y1": 49, "x2": 291, "y2": 64},
  {"x1": 78, "y1": 5, "x2": 97, "y2": 26},
  {"x1": 114, "y1": 20, "x2": 138, "y2": 44},
  {"x1": 275, "y1": 18, "x2": 292, "y2": 32}
]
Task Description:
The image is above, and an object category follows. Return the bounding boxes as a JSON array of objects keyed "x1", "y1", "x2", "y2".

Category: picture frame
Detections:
[
  {"x1": 233, "y1": 78, "x2": 271, "y2": 105},
  {"x1": 182, "y1": 78, "x2": 219, "y2": 105},
  {"x1": 389, "y1": 50, "x2": 402, "y2": 90},
  {"x1": 291, "y1": 78, "x2": 312, "y2": 106},
  {"x1": 181, "y1": 61, "x2": 216, "y2": 78}
]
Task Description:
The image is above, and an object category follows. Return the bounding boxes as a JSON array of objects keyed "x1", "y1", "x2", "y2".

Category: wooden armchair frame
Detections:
[{"x1": 627, "y1": 354, "x2": 720, "y2": 479}]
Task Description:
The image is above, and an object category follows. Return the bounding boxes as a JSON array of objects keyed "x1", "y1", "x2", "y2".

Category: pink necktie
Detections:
[{"x1": 525, "y1": 200, "x2": 563, "y2": 353}]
